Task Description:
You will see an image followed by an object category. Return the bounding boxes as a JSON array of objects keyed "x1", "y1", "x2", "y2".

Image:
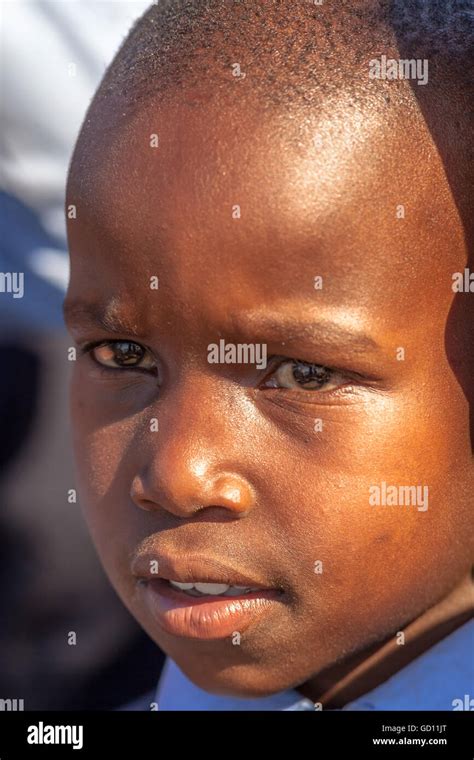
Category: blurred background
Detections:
[{"x1": 0, "y1": 0, "x2": 164, "y2": 710}]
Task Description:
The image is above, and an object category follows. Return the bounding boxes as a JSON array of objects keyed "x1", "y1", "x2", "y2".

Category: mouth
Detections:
[
  {"x1": 166, "y1": 579, "x2": 265, "y2": 597},
  {"x1": 132, "y1": 553, "x2": 285, "y2": 640}
]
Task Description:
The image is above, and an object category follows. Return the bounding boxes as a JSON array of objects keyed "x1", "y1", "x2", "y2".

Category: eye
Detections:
[
  {"x1": 262, "y1": 359, "x2": 347, "y2": 392},
  {"x1": 87, "y1": 340, "x2": 157, "y2": 374}
]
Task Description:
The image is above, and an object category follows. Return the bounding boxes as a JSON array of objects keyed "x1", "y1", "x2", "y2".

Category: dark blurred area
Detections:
[{"x1": 0, "y1": 0, "x2": 164, "y2": 710}]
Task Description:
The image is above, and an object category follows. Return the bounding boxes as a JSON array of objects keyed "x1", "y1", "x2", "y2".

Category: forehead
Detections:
[{"x1": 67, "y1": 91, "x2": 463, "y2": 327}]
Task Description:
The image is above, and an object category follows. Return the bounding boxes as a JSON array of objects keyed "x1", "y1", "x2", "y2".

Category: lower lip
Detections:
[{"x1": 140, "y1": 579, "x2": 282, "y2": 640}]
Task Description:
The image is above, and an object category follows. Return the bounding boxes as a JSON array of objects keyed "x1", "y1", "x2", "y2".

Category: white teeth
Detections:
[
  {"x1": 168, "y1": 580, "x2": 259, "y2": 597},
  {"x1": 169, "y1": 581, "x2": 194, "y2": 591},
  {"x1": 194, "y1": 582, "x2": 230, "y2": 595},
  {"x1": 224, "y1": 585, "x2": 252, "y2": 596}
]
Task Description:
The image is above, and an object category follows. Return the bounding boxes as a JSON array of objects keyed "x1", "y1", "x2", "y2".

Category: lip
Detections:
[
  {"x1": 139, "y1": 578, "x2": 281, "y2": 640},
  {"x1": 131, "y1": 552, "x2": 283, "y2": 640},
  {"x1": 131, "y1": 552, "x2": 274, "y2": 589}
]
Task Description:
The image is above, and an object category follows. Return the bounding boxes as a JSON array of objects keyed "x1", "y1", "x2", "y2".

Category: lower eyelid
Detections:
[
  {"x1": 287, "y1": 383, "x2": 354, "y2": 396},
  {"x1": 255, "y1": 389, "x2": 369, "y2": 417},
  {"x1": 260, "y1": 383, "x2": 360, "y2": 401}
]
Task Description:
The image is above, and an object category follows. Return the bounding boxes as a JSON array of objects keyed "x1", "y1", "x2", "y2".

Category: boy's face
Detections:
[{"x1": 65, "y1": 91, "x2": 473, "y2": 697}]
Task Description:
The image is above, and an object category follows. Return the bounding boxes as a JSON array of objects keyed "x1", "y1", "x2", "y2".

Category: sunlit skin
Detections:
[{"x1": 65, "y1": 82, "x2": 473, "y2": 704}]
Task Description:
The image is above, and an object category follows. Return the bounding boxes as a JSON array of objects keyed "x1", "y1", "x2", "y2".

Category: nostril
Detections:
[{"x1": 134, "y1": 498, "x2": 156, "y2": 512}]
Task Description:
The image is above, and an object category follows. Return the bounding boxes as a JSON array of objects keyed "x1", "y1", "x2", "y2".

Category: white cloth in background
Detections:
[{"x1": 0, "y1": 0, "x2": 150, "y2": 324}]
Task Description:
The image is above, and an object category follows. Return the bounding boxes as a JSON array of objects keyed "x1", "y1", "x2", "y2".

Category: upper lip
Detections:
[{"x1": 131, "y1": 552, "x2": 275, "y2": 589}]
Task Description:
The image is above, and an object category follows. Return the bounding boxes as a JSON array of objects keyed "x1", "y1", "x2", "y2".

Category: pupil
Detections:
[
  {"x1": 115, "y1": 341, "x2": 143, "y2": 365},
  {"x1": 292, "y1": 362, "x2": 329, "y2": 385}
]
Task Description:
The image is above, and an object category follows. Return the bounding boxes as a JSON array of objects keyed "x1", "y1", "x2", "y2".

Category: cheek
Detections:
[
  {"x1": 70, "y1": 365, "x2": 153, "y2": 496},
  {"x1": 272, "y1": 474, "x2": 466, "y2": 663},
  {"x1": 71, "y1": 385, "x2": 126, "y2": 501},
  {"x1": 261, "y1": 385, "x2": 469, "y2": 530},
  {"x1": 70, "y1": 369, "x2": 148, "y2": 566},
  {"x1": 256, "y1": 401, "x2": 470, "y2": 634}
]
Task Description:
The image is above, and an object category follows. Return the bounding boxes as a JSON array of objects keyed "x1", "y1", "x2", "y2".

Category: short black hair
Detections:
[{"x1": 95, "y1": 0, "x2": 472, "y2": 116}]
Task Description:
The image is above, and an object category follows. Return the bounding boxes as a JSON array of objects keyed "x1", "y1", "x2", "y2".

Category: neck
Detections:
[{"x1": 298, "y1": 571, "x2": 473, "y2": 708}]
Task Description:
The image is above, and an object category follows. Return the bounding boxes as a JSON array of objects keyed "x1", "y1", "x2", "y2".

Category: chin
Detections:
[{"x1": 175, "y1": 657, "x2": 300, "y2": 699}]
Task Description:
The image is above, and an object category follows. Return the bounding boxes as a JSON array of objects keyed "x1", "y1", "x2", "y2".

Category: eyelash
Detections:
[{"x1": 80, "y1": 339, "x2": 361, "y2": 395}]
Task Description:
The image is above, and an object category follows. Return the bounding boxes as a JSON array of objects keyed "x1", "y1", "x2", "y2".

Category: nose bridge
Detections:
[
  {"x1": 131, "y1": 370, "x2": 254, "y2": 517},
  {"x1": 161, "y1": 368, "x2": 234, "y2": 471}
]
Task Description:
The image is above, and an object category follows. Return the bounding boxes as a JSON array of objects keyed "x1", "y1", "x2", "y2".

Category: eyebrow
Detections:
[
  {"x1": 64, "y1": 299, "x2": 380, "y2": 353},
  {"x1": 232, "y1": 312, "x2": 381, "y2": 353},
  {"x1": 63, "y1": 299, "x2": 141, "y2": 335}
]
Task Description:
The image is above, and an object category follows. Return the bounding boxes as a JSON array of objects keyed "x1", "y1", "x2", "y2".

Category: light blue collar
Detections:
[{"x1": 155, "y1": 620, "x2": 473, "y2": 710}]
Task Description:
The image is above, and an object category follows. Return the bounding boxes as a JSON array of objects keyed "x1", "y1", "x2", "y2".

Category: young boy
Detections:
[{"x1": 64, "y1": 0, "x2": 473, "y2": 710}]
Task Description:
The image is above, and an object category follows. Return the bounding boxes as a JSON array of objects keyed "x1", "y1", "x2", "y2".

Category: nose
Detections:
[
  {"x1": 131, "y1": 466, "x2": 255, "y2": 519},
  {"x1": 129, "y1": 379, "x2": 256, "y2": 520}
]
